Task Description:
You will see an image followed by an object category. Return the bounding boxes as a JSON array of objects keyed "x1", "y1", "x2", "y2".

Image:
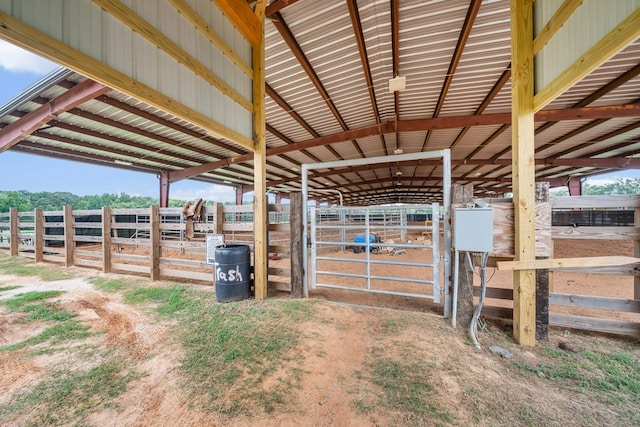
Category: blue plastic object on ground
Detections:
[{"x1": 353, "y1": 233, "x2": 380, "y2": 253}]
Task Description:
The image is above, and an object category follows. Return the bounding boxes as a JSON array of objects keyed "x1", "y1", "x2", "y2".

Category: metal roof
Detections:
[{"x1": 1, "y1": 0, "x2": 639, "y2": 205}]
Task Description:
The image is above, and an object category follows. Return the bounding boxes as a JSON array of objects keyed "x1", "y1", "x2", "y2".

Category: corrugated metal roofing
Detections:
[{"x1": 0, "y1": 0, "x2": 639, "y2": 205}]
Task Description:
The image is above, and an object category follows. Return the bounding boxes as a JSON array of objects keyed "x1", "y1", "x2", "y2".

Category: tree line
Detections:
[
  {"x1": 0, "y1": 190, "x2": 189, "y2": 212},
  {"x1": 549, "y1": 178, "x2": 640, "y2": 197}
]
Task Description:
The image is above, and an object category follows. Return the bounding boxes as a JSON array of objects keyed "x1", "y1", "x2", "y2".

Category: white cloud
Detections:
[{"x1": 0, "y1": 40, "x2": 59, "y2": 75}]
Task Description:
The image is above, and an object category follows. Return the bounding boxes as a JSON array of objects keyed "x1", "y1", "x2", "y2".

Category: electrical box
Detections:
[{"x1": 454, "y1": 208, "x2": 493, "y2": 253}]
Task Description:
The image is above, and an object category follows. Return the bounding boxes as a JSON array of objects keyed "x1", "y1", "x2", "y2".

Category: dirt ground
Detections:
[{"x1": 1, "y1": 239, "x2": 639, "y2": 426}]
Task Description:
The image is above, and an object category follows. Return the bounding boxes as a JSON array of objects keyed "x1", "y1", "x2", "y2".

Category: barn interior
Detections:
[{"x1": 0, "y1": 0, "x2": 639, "y2": 346}]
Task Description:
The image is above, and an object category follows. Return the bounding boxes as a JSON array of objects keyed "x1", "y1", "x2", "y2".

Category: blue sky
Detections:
[
  {"x1": 0, "y1": 40, "x2": 239, "y2": 203},
  {"x1": 0, "y1": 41, "x2": 637, "y2": 202}
]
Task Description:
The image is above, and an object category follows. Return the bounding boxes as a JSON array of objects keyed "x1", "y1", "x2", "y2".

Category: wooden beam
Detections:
[
  {"x1": 290, "y1": 192, "x2": 303, "y2": 298},
  {"x1": 511, "y1": 0, "x2": 536, "y2": 346},
  {"x1": 498, "y1": 256, "x2": 640, "y2": 271},
  {"x1": 551, "y1": 194, "x2": 640, "y2": 209},
  {"x1": 636, "y1": 205, "x2": 640, "y2": 299},
  {"x1": 150, "y1": 205, "x2": 160, "y2": 281},
  {"x1": 534, "y1": 6, "x2": 640, "y2": 111},
  {"x1": 452, "y1": 184, "x2": 475, "y2": 328},
  {"x1": 254, "y1": 0, "x2": 267, "y2": 21},
  {"x1": 9, "y1": 207, "x2": 18, "y2": 256},
  {"x1": 535, "y1": 183, "x2": 550, "y2": 341},
  {"x1": 34, "y1": 208, "x2": 43, "y2": 263},
  {"x1": 102, "y1": 206, "x2": 112, "y2": 273},
  {"x1": 0, "y1": 11, "x2": 254, "y2": 151},
  {"x1": 265, "y1": 0, "x2": 300, "y2": 16},
  {"x1": 253, "y1": 14, "x2": 268, "y2": 300},
  {"x1": 92, "y1": 0, "x2": 252, "y2": 111},
  {"x1": 549, "y1": 313, "x2": 640, "y2": 336},
  {"x1": 167, "y1": 0, "x2": 252, "y2": 77},
  {"x1": 63, "y1": 205, "x2": 74, "y2": 267},
  {"x1": 533, "y1": 0, "x2": 583, "y2": 54},
  {"x1": 0, "y1": 80, "x2": 108, "y2": 153},
  {"x1": 213, "y1": 0, "x2": 262, "y2": 47}
]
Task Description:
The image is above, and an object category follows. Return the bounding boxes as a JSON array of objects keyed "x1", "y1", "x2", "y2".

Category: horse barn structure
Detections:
[{"x1": 0, "y1": 0, "x2": 640, "y2": 347}]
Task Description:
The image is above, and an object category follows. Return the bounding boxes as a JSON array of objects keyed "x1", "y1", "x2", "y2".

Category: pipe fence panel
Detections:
[{"x1": 310, "y1": 204, "x2": 441, "y2": 303}]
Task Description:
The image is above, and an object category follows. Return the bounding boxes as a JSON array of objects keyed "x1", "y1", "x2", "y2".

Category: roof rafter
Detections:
[
  {"x1": 421, "y1": 0, "x2": 482, "y2": 151},
  {"x1": 0, "y1": 79, "x2": 109, "y2": 153}
]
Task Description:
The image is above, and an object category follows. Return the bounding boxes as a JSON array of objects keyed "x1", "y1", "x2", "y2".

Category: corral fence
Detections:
[
  {"x1": 466, "y1": 193, "x2": 640, "y2": 337},
  {"x1": 0, "y1": 203, "x2": 296, "y2": 292},
  {"x1": 309, "y1": 204, "x2": 441, "y2": 302}
]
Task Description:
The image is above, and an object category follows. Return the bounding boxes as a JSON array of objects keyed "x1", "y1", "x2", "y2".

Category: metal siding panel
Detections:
[
  {"x1": 546, "y1": 39, "x2": 640, "y2": 109},
  {"x1": 3, "y1": 0, "x2": 252, "y2": 141},
  {"x1": 535, "y1": 0, "x2": 640, "y2": 93},
  {"x1": 104, "y1": 12, "x2": 134, "y2": 76}
]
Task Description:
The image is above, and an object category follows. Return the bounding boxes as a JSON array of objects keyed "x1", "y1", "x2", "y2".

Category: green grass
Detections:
[
  {"x1": 1, "y1": 319, "x2": 91, "y2": 351},
  {"x1": 123, "y1": 287, "x2": 312, "y2": 416},
  {"x1": 181, "y1": 300, "x2": 306, "y2": 415},
  {"x1": 0, "y1": 285, "x2": 21, "y2": 292},
  {"x1": 124, "y1": 285, "x2": 198, "y2": 315},
  {"x1": 0, "y1": 255, "x2": 74, "y2": 281},
  {"x1": 21, "y1": 303, "x2": 75, "y2": 322},
  {"x1": 513, "y1": 345, "x2": 640, "y2": 407},
  {"x1": 1, "y1": 289, "x2": 89, "y2": 351},
  {"x1": 88, "y1": 276, "x2": 134, "y2": 292},
  {"x1": 0, "y1": 358, "x2": 138, "y2": 426},
  {"x1": 365, "y1": 357, "x2": 452, "y2": 426},
  {"x1": 3, "y1": 290, "x2": 62, "y2": 311}
]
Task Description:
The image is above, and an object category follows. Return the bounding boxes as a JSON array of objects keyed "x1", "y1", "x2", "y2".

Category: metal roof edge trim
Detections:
[{"x1": 0, "y1": 67, "x2": 74, "y2": 117}]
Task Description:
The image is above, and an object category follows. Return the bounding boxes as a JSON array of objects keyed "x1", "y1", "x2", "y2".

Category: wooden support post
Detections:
[
  {"x1": 535, "y1": 182, "x2": 549, "y2": 341},
  {"x1": 511, "y1": 0, "x2": 536, "y2": 346},
  {"x1": 635, "y1": 205, "x2": 640, "y2": 300},
  {"x1": 34, "y1": 208, "x2": 43, "y2": 262},
  {"x1": 150, "y1": 205, "x2": 160, "y2": 281},
  {"x1": 63, "y1": 205, "x2": 74, "y2": 267},
  {"x1": 290, "y1": 192, "x2": 303, "y2": 298},
  {"x1": 102, "y1": 206, "x2": 112, "y2": 273},
  {"x1": 9, "y1": 207, "x2": 18, "y2": 256},
  {"x1": 252, "y1": 14, "x2": 268, "y2": 300},
  {"x1": 452, "y1": 184, "x2": 474, "y2": 328},
  {"x1": 212, "y1": 203, "x2": 224, "y2": 234}
]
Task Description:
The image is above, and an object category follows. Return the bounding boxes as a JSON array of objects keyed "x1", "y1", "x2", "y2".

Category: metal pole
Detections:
[{"x1": 442, "y1": 149, "x2": 452, "y2": 318}]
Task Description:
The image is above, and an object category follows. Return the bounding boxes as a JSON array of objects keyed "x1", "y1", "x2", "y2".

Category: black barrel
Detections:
[{"x1": 214, "y1": 244, "x2": 251, "y2": 302}]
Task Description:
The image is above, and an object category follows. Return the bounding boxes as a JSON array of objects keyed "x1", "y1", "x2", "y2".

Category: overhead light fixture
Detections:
[
  {"x1": 396, "y1": 170, "x2": 402, "y2": 176},
  {"x1": 388, "y1": 75, "x2": 406, "y2": 92},
  {"x1": 394, "y1": 148, "x2": 403, "y2": 155},
  {"x1": 223, "y1": 180, "x2": 232, "y2": 184},
  {"x1": 114, "y1": 159, "x2": 132, "y2": 166}
]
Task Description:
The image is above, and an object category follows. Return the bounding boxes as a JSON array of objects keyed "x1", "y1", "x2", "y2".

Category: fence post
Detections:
[
  {"x1": 150, "y1": 205, "x2": 160, "y2": 281},
  {"x1": 290, "y1": 192, "x2": 303, "y2": 298},
  {"x1": 102, "y1": 206, "x2": 112, "y2": 273},
  {"x1": 9, "y1": 207, "x2": 18, "y2": 256},
  {"x1": 635, "y1": 204, "x2": 640, "y2": 300},
  {"x1": 63, "y1": 205, "x2": 74, "y2": 267},
  {"x1": 535, "y1": 182, "x2": 549, "y2": 341},
  {"x1": 452, "y1": 184, "x2": 474, "y2": 327},
  {"x1": 212, "y1": 202, "x2": 224, "y2": 234},
  {"x1": 34, "y1": 208, "x2": 44, "y2": 262}
]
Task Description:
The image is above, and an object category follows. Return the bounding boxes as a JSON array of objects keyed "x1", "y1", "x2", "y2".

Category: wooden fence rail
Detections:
[
  {"x1": 0, "y1": 200, "x2": 301, "y2": 294},
  {"x1": 473, "y1": 194, "x2": 640, "y2": 337}
]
